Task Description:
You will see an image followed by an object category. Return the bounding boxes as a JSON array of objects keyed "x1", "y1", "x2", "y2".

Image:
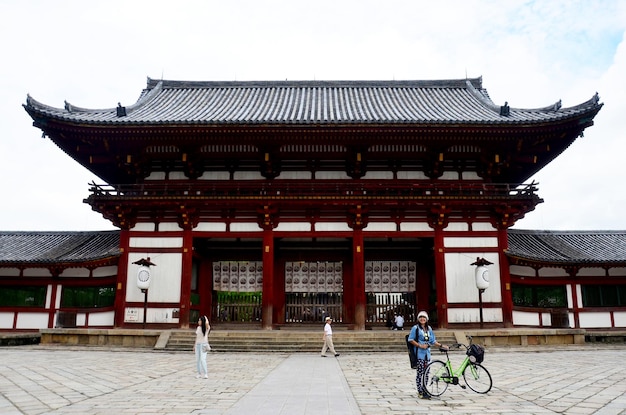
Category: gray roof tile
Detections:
[
  {"x1": 24, "y1": 78, "x2": 602, "y2": 126},
  {"x1": 0, "y1": 231, "x2": 120, "y2": 265},
  {"x1": 2, "y1": 229, "x2": 624, "y2": 267},
  {"x1": 506, "y1": 229, "x2": 626, "y2": 265}
]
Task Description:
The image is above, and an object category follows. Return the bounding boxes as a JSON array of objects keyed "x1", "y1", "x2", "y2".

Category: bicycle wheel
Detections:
[
  {"x1": 463, "y1": 363, "x2": 492, "y2": 393},
  {"x1": 423, "y1": 360, "x2": 450, "y2": 396}
]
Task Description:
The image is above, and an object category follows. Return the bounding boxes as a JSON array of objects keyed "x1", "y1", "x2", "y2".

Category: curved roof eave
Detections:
[{"x1": 23, "y1": 78, "x2": 603, "y2": 128}]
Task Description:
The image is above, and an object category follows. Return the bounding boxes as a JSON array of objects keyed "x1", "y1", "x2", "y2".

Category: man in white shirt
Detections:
[
  {"x1": 321, "y1": 317, "x2": 340, "y2": 357},
  {"x1": 394, "y1": 314, "x2": 405, "y2": 330}
]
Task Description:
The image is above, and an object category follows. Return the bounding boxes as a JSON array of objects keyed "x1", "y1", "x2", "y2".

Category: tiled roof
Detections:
[
  {"x1": 0, "y1": 231, "x2": 120, "y2": 265},
  {"x1": 24, "y1": 77, "x2": 602, "y2": 126},
  {"x1": 506, "y1": 229, "x2": 626, "y2": 265},
  {"x1": 2, "y1": 229, "x2": 624, "y2": 267}
]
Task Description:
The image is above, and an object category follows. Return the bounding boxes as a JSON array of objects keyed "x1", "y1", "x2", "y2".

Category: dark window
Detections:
[
  {"x1": 61, "y1": 286, "x2": 115, "y2": 308},
  {"x1": 582, "y1": 285, "x2": 626, "y2": 307},
  {"x1": 0, "y1": 286, "x2": 46, "y2": 307},
  {"x1": 512, "y1": 284, "x2": 567, "y2": 308}
]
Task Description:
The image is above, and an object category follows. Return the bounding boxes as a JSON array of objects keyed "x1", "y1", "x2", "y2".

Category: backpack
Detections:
[
  {"x1": 467, "y1": 344, "x2": 484, "y2": 364},
  {"x1": 405, "y1": 334, "x2": 418, "y2": 369}
]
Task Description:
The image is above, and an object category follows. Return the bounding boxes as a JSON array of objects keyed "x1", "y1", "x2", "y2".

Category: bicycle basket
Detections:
[{"x1": 467, "y1": 344, "x2": 484, "y2": 363}]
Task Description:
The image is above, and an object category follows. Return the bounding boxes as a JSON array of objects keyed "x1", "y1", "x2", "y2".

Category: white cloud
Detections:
[{"x1": 1, "y1": 0, "x2": 625, "y2": 230}]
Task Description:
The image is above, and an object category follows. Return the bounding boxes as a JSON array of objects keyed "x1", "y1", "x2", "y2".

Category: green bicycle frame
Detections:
[{"x1": 423, "y1": 343, "x2": 492, "y2": 396}]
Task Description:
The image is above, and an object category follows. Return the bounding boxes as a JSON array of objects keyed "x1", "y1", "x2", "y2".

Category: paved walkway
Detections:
[{"x1": 0, "y1": 344, "x2": 625, "y2": 414}]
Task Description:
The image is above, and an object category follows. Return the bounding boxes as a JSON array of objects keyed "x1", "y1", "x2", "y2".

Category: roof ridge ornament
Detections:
[
  {"x1": 116, "y1": 102, "x2": 126, "y2": 117},
  {"x1": 464, "y1": 79, "x2": 501, "y2": 114},
  {"x1": 500, "y1": 102, "x2": 510, "y2": 116}
]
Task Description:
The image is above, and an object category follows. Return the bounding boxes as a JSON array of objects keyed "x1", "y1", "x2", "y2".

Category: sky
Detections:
[{"x1": 1, "y1": 0, "x2": 625, "y2": 232}]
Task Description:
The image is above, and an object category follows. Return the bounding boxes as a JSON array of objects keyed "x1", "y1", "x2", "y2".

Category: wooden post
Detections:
[
  {"x1": 352, "y1": 229, "x2": 366, "y2": 330},
  {"x1": 261, "y1": 229, "x2": 274, "y2": 329}
]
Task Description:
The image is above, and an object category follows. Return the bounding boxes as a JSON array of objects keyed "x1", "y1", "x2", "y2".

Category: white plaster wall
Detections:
[
  {"x1": 613, "y1": 311, "x2": 626, "y2": 327},
  {"x1": 438, "y1": 171, "x2": 458, "y2": 180},
  {"x1": 445, "y1": 252, "x2": 501, "y2": 303},
  {"x1": 576, "y1": 284, "x2": 583, "y2": 308},
  {"x1": 92, "y1": 266, "x2": 118, "y2": 277},
  {"x1": 76, "y1": 313, "x2": 86, "y2": 326},
  {"x1": 126, "y1": 253, "x2": 182, "y2": 303},
  {"x1": 471, "y1": 222, "x2": 496, "y2": 231},
  {"x1": 22, "y1": 268, "x2": 52, "y2": 277},
  {"x1": 124, "y1": 307, "x2": 180, "y2": 324},
  {"x1": 168, "y1": 172, "x2": 188, "y2": 180},
  {"x1": 400, "y1": 222, "x2": 432, "y2": 232},
  {"x1": 16, "y1": 312, "x2": 49, "y2": 329},
  {"x1": 444, "y1": 237, "x2": 498, "y2": 248},
  {"x1": 364, "y1": 222, "x2": 397, "y2": 231},
  {"x1": 315, "y1": 171, "x2": 350, "y2": 179},
  {"x1": 363, "y1": 171, "x2": 394, "y2": 179},
  {"x1": 199, "y1": 171, "x2": 230, "y2": 180},
  {"x1": 578, "y1": 312, "x2": 612, "y2": 328},
  {"x1": 315, "y1": 222, "x2": 352, "y2": 232},
  {"x1": 609, "y1": 267, "x2": 626, "y2": 276},
  {"x1": 129, "y1": 237, "x2": 183, "y2": 248},
  {"x1": 512, "y1": 310, "x2": 540, "y2": 326},
  {"x1": 576, "y1": 267, "x2": 606, "y2": 277},
  {"x1": 277, "y1": 171, "x2": 312, "y2": 179},
  {"x1": 461, "y1": 171, "x2": 480, "y2": 180},
  {"x1": 0, "y1": 268, "x2": 20, "y2": 277},
  {"x1": 132, "y1": 223, "x2": 155, "y2": 231},
  {"x1": 566, "y1": 285, "x2": 574, "y2": 308},
  {"x1": 444, "y1": 223, "x2": 469, "y2": 231},
  {"x1": 59, "y1": 268, "x2": 90, "y2": 277},
  {"x1": 87, "y1": 311, "x2": 115, "y2": 326},
  {"x1": 448, "y1": 307, "x2": 503, "y2": 323},
  {"x1": 159, "y1": 223, "x2": 183, "y2": 232},
  {"x1": 145, "y1": 171, "x2": 166, "y2": 180},
  {"x1": 509, "y1": 264, "x2": 535, "y2": 277},
  {"x1": 538, "y1": 268, "x2": 568, "y2": 277},
  {"x1": 275, "y1": 222, "x2": 312, "y2": 232},
  {"x1": 53, "y1": 285, "x2": 61, "y2": 308},
  {"x1": 397, "y1": 171, "x2": 428, "y2": 180},
  {"x1": 0, "y1": 312, "x2": 14, "y2": 328},
  {"x1": 195, "y1": 222, "x2": 227, "y2": 232},
  {"x1": 234, "y1": 171, "x2": 264, "y2": 180},
  {"x1": 230, "y1": 223, "x2": 262, "y2": 232}
]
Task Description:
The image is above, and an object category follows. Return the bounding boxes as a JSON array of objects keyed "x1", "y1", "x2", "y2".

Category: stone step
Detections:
[{"x1": 164, "y1": 329, "x2": 457, "y2": 353}]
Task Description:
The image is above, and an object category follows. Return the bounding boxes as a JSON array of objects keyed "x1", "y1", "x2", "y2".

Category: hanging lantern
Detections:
[
  {"x1": 132, "y1": 257, "x2": 156, "y2": 290},
  {"x1": 137, "y1": 265, "x2": 151, "y2": 290},
  {"x1": 471, "y1": 257, "x2": 493, "y2": 290},
  {"x1": 475, "y1": 265, "x2": 490, "y2": 290}
]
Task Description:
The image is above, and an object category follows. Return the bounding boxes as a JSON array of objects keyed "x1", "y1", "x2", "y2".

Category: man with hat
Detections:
[{"x1": 321, "y1": 316, "x2": 340, "y2": 357}]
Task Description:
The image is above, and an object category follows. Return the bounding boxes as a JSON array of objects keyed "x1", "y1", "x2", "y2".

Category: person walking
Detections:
[
  {"x1": 194, "y1": 315, "x2": 211, "y2": 379},
  {"x1": 407, "y1": 311, "x2": 447, "y2": 399},
  {"x1": 320, "y1": 316, "x2": 340, "y2": 357}
]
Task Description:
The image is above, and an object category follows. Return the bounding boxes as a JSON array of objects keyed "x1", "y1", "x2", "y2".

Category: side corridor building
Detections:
[{"x1": 2, "y1": 77, "x2": 625, "y2": 331}]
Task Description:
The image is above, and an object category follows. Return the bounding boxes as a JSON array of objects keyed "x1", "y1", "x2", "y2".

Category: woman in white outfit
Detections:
[{"x1": 194, "y1": 315, "x2": 210, "y2": 378}]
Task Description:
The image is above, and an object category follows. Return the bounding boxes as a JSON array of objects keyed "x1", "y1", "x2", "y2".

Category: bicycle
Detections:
[{"x1": 422, "y1": 335, "x2": 492, "y2": 396}]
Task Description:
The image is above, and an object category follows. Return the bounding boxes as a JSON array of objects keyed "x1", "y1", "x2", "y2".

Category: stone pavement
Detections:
[{"x1": 0, "y1": 344, "x2": 625, "y2": 415}]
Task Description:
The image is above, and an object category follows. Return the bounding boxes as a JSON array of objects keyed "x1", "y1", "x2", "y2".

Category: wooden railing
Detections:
[{"x1": 87, "y1": 180, "x2": 539, "y2": 200}]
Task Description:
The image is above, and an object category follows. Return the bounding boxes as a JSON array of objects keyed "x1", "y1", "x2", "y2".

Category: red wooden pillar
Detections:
[
  {"x1": 497, "y1": 227, "x2": 513, "y2": 327},
  {"x1": 261, "y1": 229, "x2": 275, "y2": 329},
  {"x1": 352, "y1": 229, "x2": 366, "y2": 330},
  {"x1": 47, "y1": 275, "x2": 60, "y2": 328},
  {"x1": 433, "y1": 226, "x2": 448, "y2": 328},
  {"x1": 179, "y1": 229, "x2": 194, "y2": 329},
  {"x1": 114, "y1": 229, "x2": 131, "y2": 328}
]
